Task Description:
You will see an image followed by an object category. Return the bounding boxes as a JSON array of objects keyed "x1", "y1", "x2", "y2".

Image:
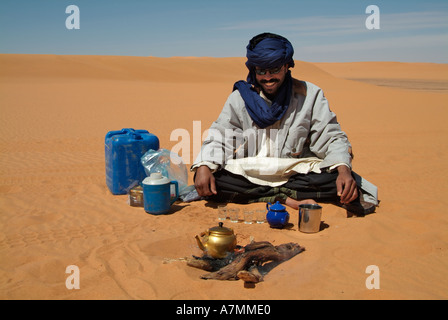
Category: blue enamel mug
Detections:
[{"x1": 142, "y1": 172, "x2": 179, "y2": 215}]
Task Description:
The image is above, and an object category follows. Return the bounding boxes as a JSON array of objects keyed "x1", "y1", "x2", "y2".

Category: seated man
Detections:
[{"x1": 191, "y1": 32, "x2": 378, "y2": 214}]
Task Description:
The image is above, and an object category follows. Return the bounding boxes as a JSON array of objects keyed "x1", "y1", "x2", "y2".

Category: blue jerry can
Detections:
[{"x1": 105, "y1": 128, "x2": 159, "y2": 195}]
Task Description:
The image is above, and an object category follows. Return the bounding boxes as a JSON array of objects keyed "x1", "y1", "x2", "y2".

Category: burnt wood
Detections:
[{"x1": 187, "y1": 241, "x2": 305, "y2": 284}]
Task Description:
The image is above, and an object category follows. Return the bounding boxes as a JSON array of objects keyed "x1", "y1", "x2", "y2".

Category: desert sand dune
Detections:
[{"x1": 0, "y1": 54, "x2": 447, "y2": 299}]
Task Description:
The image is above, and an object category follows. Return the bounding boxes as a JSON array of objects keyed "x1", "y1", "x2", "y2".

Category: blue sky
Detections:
[{"x1": 1, "y1": 0, "x2": 447, "y2": 62}]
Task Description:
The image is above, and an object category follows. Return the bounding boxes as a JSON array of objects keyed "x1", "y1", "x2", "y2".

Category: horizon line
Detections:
[{"x1": 1, "y1": 53, "x2": 447, "y2": 65}]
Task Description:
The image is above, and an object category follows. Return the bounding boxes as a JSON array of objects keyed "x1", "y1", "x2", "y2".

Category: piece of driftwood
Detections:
[{"x1": 187, "y1": 241, "x2": 304, "y2": 284}]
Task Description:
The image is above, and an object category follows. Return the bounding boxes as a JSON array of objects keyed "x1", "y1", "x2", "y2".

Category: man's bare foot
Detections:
[{"x1": 284, "y1": 197, "x2": 317, "y2": 210}]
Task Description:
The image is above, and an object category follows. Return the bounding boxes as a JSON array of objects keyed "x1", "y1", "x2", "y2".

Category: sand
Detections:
[{"x1": 0, "y1": 54, "x2": 447, "y2": 300}]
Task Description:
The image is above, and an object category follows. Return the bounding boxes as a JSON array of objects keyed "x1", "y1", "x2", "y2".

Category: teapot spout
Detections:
[{"x1": 195, "y1": 235, "x2": 206, "y2": 252}]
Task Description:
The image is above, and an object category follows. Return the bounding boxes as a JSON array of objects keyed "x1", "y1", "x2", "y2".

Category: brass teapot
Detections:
[{"x1": 195, "y1": 222, "x2": 237, "y2": 259}]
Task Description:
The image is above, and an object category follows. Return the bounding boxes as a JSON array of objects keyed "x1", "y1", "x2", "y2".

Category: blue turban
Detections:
[
  {"x1": 233, "y1": 33, "x2": 295, "y2": 128},
  {"x1": 245, "y1": 34, "x2": 295, "y2": 85}
]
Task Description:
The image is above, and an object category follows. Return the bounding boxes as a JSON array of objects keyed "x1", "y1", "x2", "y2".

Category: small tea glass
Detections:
[
  {"x1": 228, "y1": 208, "x2": 240, "y2": 223},
  {"x1": 255, "y1": 209, "x2": 266, "y2": 224},
  {"x1": 243, "y1": 209, "x2": 254, "y2": 224},
  {"x1": 217, "y1": 205, "x2": 227, "y2": 221}
]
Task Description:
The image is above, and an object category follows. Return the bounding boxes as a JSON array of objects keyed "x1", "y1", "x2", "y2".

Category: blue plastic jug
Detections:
[
  {"x1": 105, "y1": 128, "x2": 159, "y2": 195},
  {"x1": 142, "y1": 172, "x2": 179, "y2": 215}
]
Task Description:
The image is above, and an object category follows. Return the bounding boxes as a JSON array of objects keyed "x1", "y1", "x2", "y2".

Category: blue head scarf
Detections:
[{"x1": 233, "y1": 33, "x2": 295, "y2": 128}]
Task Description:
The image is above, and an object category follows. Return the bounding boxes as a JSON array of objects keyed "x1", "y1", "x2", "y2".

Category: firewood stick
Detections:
[{"x1": 200, "y1": 242, "x2": 304, "y2": 281}]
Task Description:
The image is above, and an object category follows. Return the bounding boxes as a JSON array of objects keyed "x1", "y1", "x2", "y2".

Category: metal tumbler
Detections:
[{"x1": 298, "y1": 204, "x2": 322, "y2": 233}]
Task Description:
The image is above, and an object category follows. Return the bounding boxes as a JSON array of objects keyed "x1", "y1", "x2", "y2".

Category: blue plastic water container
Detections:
[{"x1": 105, "y1": 128, "x2": 159, "y2": 195}]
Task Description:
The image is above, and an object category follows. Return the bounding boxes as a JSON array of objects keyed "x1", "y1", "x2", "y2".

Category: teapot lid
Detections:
[
  {"x1": 209, "y1": 222, "x2": 234, "y2": 235},
  {"x1": 269, "y1": 201, "x2": 286, "y2": 211}
]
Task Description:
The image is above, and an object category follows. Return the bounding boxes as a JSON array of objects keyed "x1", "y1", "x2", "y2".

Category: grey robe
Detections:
[
  {"x1": 192, "y1": 79, "x2": 379, "y2": 205},
  {"x1": 193, "y1": 79, "x2": 352, "y2": 170}
]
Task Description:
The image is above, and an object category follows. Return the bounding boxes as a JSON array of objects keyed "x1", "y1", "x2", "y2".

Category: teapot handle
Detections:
[
  {"x1": 266, "y1": 202, "x2": 271, "y2": 210},
  {"x1": 170, "y1": 180, "x2": 179, "y2": 205}
]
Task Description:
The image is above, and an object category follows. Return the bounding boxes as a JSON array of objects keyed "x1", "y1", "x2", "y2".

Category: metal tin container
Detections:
[{"x1": 128, "y1": 185, "x2": 144, "y2": 207}]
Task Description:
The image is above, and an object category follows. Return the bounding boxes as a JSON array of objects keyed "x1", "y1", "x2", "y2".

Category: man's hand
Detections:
[
  {"x1": 194, "y1": 165, "x2": 217, "y2": 197},
  {"x1": 336, "y1": 165, "x2": 358, "y2": 204}
]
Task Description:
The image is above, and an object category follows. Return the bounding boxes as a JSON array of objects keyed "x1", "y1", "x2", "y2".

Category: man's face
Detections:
[{"x1": 254, "y1": 64, "x2": 288, "y2": 97}]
